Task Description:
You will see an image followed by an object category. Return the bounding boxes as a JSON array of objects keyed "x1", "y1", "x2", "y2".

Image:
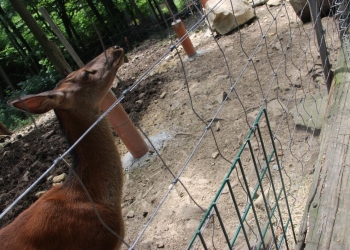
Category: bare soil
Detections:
[{"x1": 0, "y1": 3, "x2": 340, "y2": 249}]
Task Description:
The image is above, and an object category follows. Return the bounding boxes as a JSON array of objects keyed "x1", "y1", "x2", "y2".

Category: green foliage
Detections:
[
  {"x1": 18, "y1": 68, "x2": 61, "y2": 95},
  {"x1": 0, "y1": 102, "x2": 32, "y2": 131},
  {"x1": 0, "y1": 0, "x2": 191, "y2": 130},
  {"x1": 0, "y1": 68, "x2": 61, "y2": 130}
]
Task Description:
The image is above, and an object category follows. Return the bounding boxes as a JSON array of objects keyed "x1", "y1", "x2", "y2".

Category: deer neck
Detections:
[{"x1": 54, "y1": 108, "x2": 123, "y2": 203}]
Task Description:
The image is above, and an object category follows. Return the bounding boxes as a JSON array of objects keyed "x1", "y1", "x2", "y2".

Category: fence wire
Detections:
[{"x1": 0, "y1": 0, "x2": 346, "y2": 249}]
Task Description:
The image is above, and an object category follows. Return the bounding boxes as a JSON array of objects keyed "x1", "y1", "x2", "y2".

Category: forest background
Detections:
[{"x1": 0, "y1": 0, "x2": 192, "y2": 130}]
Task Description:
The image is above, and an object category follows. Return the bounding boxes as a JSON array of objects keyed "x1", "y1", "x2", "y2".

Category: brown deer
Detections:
[{"x1": 0, "y1": 46, "x2": 127, "y2": 249}]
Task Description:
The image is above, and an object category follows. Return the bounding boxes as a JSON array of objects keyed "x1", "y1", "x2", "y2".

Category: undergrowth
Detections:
[{"x1": 1, "y1": 68, "x2": 61, "y2": 131}]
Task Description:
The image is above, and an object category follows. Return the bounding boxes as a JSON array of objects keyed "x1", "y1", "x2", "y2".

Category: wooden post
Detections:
[
  {"x1": 38, "y1": 7, "x2": 84, "y2": 68},
  {"x1": 172, "y1": 19, "x2": 196, "y2": 57},
  {"x1": 295, "y1": 46, "x2": 350, "y2": 249},
  {"x1": 100, "y1": 91, "x2": 149, "y2": 158}
]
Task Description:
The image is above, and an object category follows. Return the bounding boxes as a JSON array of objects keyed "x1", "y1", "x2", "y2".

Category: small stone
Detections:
[
  {"x1": 35, "y1": 191, "x2": 47, "y2": 198},
  {"x1": 249, "y1": 187, "x2": 259, "y2": 199},
  {"x1": 53, "y1": 173, "x2": 67, "y2": 183},
  {"x1": 135, "y1": 100, "x2": 143, "y2": 105},
  {"x1": 3, "y1": 151, "x2": 10, "y2": 157},
  {"x1": 15, "y1": 134, "x2": 22, "y2": 140},
  {"x1": 160, "y1": 92, "x2": 167, "y2": 99},
  {"x1": 215, "y1": 75, "x2": 228, "y2": 82},
  {"x1": 127, "y1": 210, "x2": 135, "y2": 218},
  {"x1": 156, "y1": 242, "x2": 165, "y2": 248},
  {"x1": 277, "y1": 151, "x2": 283, "y2": 156},
  {"x1": 216, "y1": 121, "x2": 220, "y2": 132},
  {"x1": 309, "y1": 168, "x2": 315, "y2": 175},
  {"x1": 272, "y1": 164, "x2": 279, "y2": 170},
  {"x1": 273, "y1": 41, "x2": 282, "y2": 51},
  {"x1": 52, "y1": 182, "x2": 63, "y2": 186},
  {"x1": 42, "y1": 130, "x2": 55, "y2": 139},
  {"x1": 22, "y1": 171, "x2": 30, "y2": 182},
  {"x1": 212, "y1": 151, "x2": 219, "y2": 159},
  {"x1": 139, "y1": 93, "x2": 145, "y2": 99}
]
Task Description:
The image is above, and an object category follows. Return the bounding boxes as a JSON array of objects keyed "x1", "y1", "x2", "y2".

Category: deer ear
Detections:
[{"x1": 8, "y1": 90, "x2": 65, "y2": 114}]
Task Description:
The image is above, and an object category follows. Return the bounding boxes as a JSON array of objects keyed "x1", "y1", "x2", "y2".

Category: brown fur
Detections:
[{"x1": 0, "y1": 46, "x2": 126, "y2": 249}]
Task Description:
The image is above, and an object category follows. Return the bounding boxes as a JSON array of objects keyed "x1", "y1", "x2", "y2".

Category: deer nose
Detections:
[{"x1": 114, "y1": 45, "x2": 120, "y2": 49}]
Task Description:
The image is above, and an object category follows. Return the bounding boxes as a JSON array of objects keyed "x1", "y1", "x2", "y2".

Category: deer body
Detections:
[{"x1": 0, "y1": 46, "x2": 126, "y2": 249}]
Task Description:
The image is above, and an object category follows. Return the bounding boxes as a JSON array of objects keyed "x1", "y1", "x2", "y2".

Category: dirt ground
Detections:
[{"x1": 0, "y1": 3, "x2": 340, "y2": 249}]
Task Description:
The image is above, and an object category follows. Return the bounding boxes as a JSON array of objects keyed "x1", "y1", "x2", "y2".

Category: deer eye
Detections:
[{"x1": 81, "y1": 71, "x2": 89, "y2": 81}]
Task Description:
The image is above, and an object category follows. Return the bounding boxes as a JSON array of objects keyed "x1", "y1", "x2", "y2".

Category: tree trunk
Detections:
[
  {"x1": 0, "y1": 5, "x2": 40, "y2": 73},
  {"x1": 129, "y1": 0, "x2": 146, "y2": 23},
  {"x1": 123, "y1": 0, "x2": 138, "y2": 26},
  {"x1": 0, "y1": 5, "x2": 33, "y2": 54},
  {"x1": 147, "y1": 0, "x2": 162, "y2": 26},
  {"x1": 153, "y1": 0, "x2": 165, "y2": 24},
  {"x1": 85, "y1": 0, "x2": 111, "y2": 34},
  {"x1": 9, "y1": 0, "x2": 72, "y2": 77},
  {"x1": 69, "y1": 22, "x2": 87, "y2": 53},
  {"x1": 165, "y1": 0, "x2": 178, "y2": 15},
  {"x1": 0, "y1": 17, "x2": 37, "y2": 75},
  {"x1": 56, "y1": 0, "x2": 74, "y2": 40}
]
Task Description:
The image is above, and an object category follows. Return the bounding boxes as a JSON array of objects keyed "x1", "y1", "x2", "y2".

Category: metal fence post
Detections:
[{"x1": 308, "y1": 0, "x2": 334, "y2": 92}]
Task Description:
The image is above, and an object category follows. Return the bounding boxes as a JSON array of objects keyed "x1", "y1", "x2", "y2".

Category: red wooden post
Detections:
[
  {"x1": 101, "y1": 91, "x2": 149, "y2": 158},
  {"x1": 172, "y1": 19, "x2": 196, "y2": 57}
]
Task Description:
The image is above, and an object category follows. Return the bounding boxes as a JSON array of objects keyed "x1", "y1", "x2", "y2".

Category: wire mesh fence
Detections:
[{"x1": 0, "y1": 0, "x2": 347, "y2": 249}]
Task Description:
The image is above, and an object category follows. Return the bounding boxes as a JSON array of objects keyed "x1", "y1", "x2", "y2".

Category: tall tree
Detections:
[
  {"x1": 9, "y1": 0, "x2": 72, "y2": 77},
  {"x1": 85, "y1": 0, "x2": 111, "y2": 35},
  {"x1": 129, "y1": 0, "x2": 146, "y2": 24},
  {"x1": 165, "y1": 0, "x2": 178, "y2": 15}
]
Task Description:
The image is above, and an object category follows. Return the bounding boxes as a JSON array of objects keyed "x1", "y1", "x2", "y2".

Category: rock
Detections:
[
  {"x1": 309, "y1": 168, "x2": 315, "y2": 175},
  {"x1": 249, "y1": 0, "x2": 267, "y2": 6},
  {"x1": 156, "y1": 242, "x2": 165, "y2": 248},
  {"x1": 42, "y1": 130, "x2": 55, "y2": 139},
  {"x1": 15, "y1": 134, "x2": 22, "y2": 140},
  {"x1": 52, "y1": 182, "x2": 63, "y2": 186},
  {"x1": 215, "y1": 75, "x2": 228, "y2": 82},
  {"x1": 216, "y1": 121, "x2": 221, "y2": 131},
  {"x1": 139, "y1": 93, "x2": 145, "y2": 99},
  {"x1": 53, "y1": 173, "x2": 67, "y2": 183},
  {"x1": 35, "y1": 191, "x2": 47, "y2": 198},
  {"x1": 215, "y1": 91, "x2": 228, "y2": 104},
  {"x1": 160, "y1": 92, "x2": 167, "y2": 99},
  {"x1": 273, "y1": 41, "x2": 282, "y2": 51},
  {"x1": 127, "y1": 210, "x2": 135, "y2": 218},
  {"x1": 206, "y1": 0, "x2": 255, "y2": 35},
  {"x1": 267, "y1": 0, "x2": 281, "y2": 6},
  {"x1": 254, "y1": 190, "x2": 269, "y2": 210},
  {"x1": 3, "y1": 151, "x2": 10, "y2": 157},
  {"x1": 22, "y1": 171, "x2": 30, "y2": 182},
  {"x1": 135, "y1": 100, "x2": 143, "y2": 105},
  {"x1": 212, "y1": 151, "x2": 219, "y2": 159},
  {"x1": 249, "y1": 187, "x2": 259, "y2": 200},
  {"x1": 272, "y1": 164, "x2": 279, "y2": 170}
]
